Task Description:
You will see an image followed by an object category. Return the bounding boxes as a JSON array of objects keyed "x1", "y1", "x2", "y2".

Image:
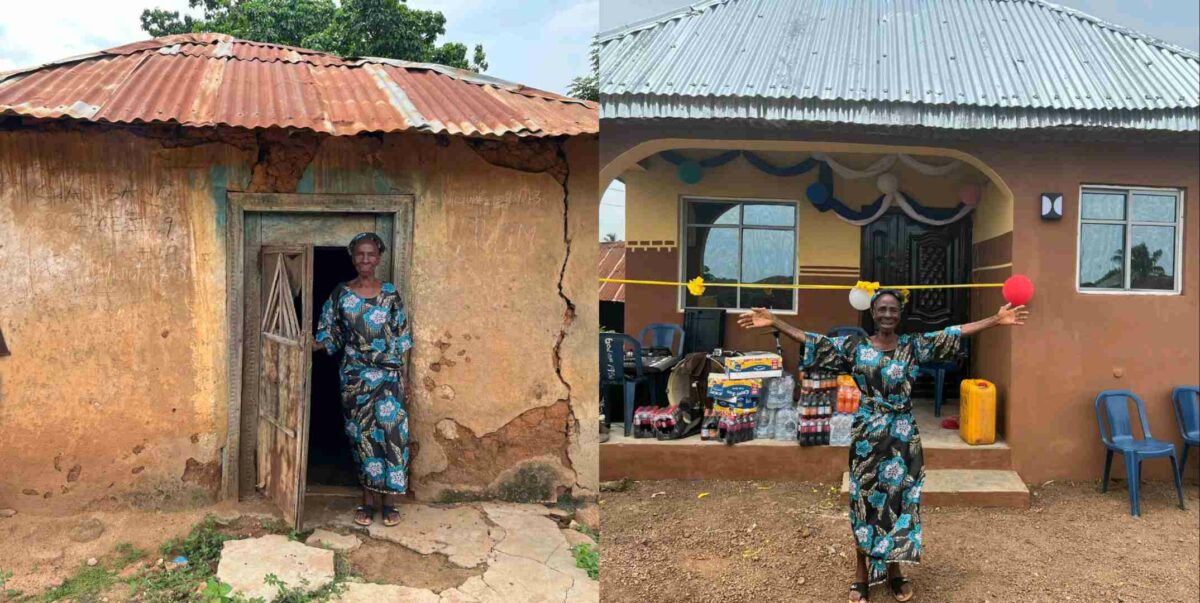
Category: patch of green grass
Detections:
[
  {"x1": 1, "y1": 570, "x2": 22, "y2": 600},
  {"x1": 159, "y1": 515, "x2": 234, "y2": 569},
  {"x1": 332, "y1": 553, "x2": 354, "y2": 581},
  {"x1": 571, "y1": 544, "x2": 598, "y2": 580},
  {"x1": 127, "y1": 515, "x2": 235, "y2": 602},
  {"x1": 114, "y1": 541, "x2": 149, "y2": 567},
  {"x1": 573, "y1": 523, "x2": 599, "y2": 543},
  {"x1": 261, "y1": 518, "x2": 291, "y2": 535},
  {"x1": 262, "y1": 574, "x2": 345, "y2": 603},
  {"x1": 40, "y1": 564, "x2": 115, "y2": 602}
]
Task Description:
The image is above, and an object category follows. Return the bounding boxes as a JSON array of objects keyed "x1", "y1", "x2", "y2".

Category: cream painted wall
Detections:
[{"x1": 625, "y1": 150, "x2": 995, "y2": 269}]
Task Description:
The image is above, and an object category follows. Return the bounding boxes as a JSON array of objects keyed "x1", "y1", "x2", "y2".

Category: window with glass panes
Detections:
[
  {"x1": 681, "y1": 198, "x2": 798, "y2": 311},
  {"x1": 1078, "y1": 187, "x2": 1183, "y2": 293}
]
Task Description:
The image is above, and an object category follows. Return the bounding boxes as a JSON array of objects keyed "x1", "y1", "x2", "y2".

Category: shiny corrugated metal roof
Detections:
[
  {"x1": 599, "y1": 0, "x2": 1199, "y2": 131},
  {"x1": 0, "y1": 33, "x2": 597, "y2": 137}
]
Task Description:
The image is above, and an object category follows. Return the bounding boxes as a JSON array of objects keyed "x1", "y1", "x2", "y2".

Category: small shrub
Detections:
[{"x1": 571, "y1": 544, "x2": 599, "y2": 580}]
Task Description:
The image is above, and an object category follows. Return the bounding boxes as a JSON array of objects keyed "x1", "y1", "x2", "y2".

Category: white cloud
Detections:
[
  {"x1": 546, "y1": 0, "x2": 599, "y2": 38},
  {"x1": 0, "y1": 0, "x2": 196, "y2": 72}
]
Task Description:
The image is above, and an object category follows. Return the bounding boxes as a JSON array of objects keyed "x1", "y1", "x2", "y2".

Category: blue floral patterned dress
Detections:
[
  {"x1": 802, "y1": 327, "x2": 962, "y2": 585},
  {"x1": 316, "y1": 282, "x2": 413, "y2": 495}
]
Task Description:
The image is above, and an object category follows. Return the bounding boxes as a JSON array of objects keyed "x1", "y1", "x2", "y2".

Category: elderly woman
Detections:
[
  {"x1": 739, "y1": 291, "x2": 1027, "y2": 602},
  {"x1": 312, "y1": 232, "x2": 413, "y2": 527}
]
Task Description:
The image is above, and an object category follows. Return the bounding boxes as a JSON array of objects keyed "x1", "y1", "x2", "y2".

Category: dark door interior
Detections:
[
  {"x1": 860, "y1": 210, "x2": 972, "y2": 397},
  {"x1": 307, "y1": 247, "x2": 361, "y2": 488}
]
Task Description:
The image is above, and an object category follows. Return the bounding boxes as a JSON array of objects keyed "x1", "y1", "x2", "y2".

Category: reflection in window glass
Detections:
[
  {"x1": 1131, "y1": 194, "x2": 1177, "y2": 223},
  {"x1": 743, "y1": 204, "x2": 795, "y2": 227},
  {"x1": 687, "y1": 202, "x2": 739, "y2": 226},
  {"x1": 1081, "y1": 192, "x2": 1125, "y2": 220},
  {"x1": 1130, "y1": 225, "x2": 1176, "y2": 290},
  {"x1": 741, "y1": 229, "x2": 796, "y2": 310},
  {"x1": 685, "y1": 226, "x2": 738, "y2": 308},
  {"x1": 1079, "y1": 224, "x2": 1124, "y2": 288},
  {"x1": 682, "y1": 199, "x2": 797, "y2": 309}
]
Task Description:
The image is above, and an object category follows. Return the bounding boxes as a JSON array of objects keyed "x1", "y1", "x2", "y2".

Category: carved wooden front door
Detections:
[
  {"x1": 860, "y1": 210, "x2": 972, "y2": 335},
  {"x1": 257, "y1": 246, "x2": 314, "y2": 530}
]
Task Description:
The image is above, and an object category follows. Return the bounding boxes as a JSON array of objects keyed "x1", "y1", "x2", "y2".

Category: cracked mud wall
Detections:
[
  {"x1": 0, "y1": 125, "x2": 599, "y2": 513},
  {"x1": 0, "y1": 127, "x2": 247, "y2": 513}
]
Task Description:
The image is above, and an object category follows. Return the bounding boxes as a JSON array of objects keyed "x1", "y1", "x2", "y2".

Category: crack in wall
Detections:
[{"x1": 550, "y1": 140, "x2": 580, "y2": 492}]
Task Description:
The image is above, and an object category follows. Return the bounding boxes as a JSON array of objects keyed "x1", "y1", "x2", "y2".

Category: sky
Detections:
[
  {"x1": 0, "y1": 0, "x2": 597, "y2": 94},
  {"x1": 596, "y1": 0, "x2": 1199, "y2": 241}
]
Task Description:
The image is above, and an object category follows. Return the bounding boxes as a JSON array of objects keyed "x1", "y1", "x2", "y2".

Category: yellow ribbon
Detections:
[
  {"x1": 853, "y1": 281, "x2": 880, "y2": 295},
  {"x1": 687, "y1": 277, "x2": 706, "y2": 296},
  {"x1": 599, "y1": 278, "x2": 1003, "y2": 291}
]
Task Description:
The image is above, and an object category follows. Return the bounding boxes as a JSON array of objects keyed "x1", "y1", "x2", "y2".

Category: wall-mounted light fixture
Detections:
[{"x1": 1040, "y1": 193, "x2": 1063, "y2": 220}]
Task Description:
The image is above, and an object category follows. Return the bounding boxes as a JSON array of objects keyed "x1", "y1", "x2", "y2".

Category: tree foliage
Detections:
[
  {"x1": 140, "y1": 0, "x2": 487, "y2": 71},
  {"x1": 567, "y1": 40, "x2": 599, "y2": 101}
]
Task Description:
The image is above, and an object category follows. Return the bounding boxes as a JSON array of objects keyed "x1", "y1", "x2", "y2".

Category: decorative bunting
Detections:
[{"x1": 658, "y1": 150, "x2": 974, "y2": 226}]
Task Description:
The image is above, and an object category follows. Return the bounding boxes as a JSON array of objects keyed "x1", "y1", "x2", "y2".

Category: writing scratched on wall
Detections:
[{"x1": 446, "y1": 190, "x2": 547, "y2": 261}]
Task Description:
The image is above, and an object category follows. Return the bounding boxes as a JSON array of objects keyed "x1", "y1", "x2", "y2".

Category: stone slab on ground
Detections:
[
  {"x1": 839, "y1": 469, "x2": 1031, "y2": 508},
  {"x1": 483, "y1": 504, "x2": 566, "y2": 564},
  {"x1": 217, "y1": 535, "x2": 334, "y2": 602},
  {"x1": 442, "y1": 552, "x2": 575, "y2": 603},
  {"x1": 306, "y1": 529, "x2": 361, "y2": 552},
  {"x1": 561, "y1": 528, "x2": 596, "y2": 548},
  {"x1": 333, "y1": 582, "x2": 439, "y2": 603},
  {"x1": 367, "y1": 505, "x2": 499, "y2": 569}
]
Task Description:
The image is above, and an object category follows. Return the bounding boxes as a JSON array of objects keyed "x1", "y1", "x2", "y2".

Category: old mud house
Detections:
[{"x1": 0, "y1": 33, "x2": 599, "y2": 522}]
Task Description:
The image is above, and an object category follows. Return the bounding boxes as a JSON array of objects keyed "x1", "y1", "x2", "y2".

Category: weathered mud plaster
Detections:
[{"x1": 0, "y1": 123, "x2": 598, "y2": 514}]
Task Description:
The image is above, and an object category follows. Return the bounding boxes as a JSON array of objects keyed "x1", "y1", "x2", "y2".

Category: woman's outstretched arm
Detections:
[
  {"x1": 958, "y1": 303, "x2": 1028, "y2": 336},
  {"x1": 736, "y1": 308, "x2": 808, "y2": 343}
]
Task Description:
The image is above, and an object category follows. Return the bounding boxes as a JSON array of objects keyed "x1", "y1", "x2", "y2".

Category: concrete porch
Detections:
[{"x1": 601, "y1": 400, "x2": 1029, "y2": 509}]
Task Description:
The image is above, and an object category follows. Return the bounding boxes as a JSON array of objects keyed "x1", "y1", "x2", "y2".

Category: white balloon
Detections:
[
  {"x1": 848, "y1": 287, "x2": 873, "y2": 311},
  {"x1": 876, "y1": 173, "x2": 899, "y2": 195}
]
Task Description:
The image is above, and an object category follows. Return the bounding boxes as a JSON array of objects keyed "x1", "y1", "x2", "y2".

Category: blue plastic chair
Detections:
[
  {"x1": 1094, "y1": 389, "x2": 1186, "y2": 516},
  {"x1": 637, "y1": 323, "x2": 686, "y2": 360},
  {"x1": 826, "y1": 326, "x2": 869, "y2": 339},
  {"x1": 916, "y1": 338, "x2": 969, "y2": 417},
  {"x1": 600, "y1": 333, "x2": 657, "y2": 436},
  {"x1": 1171, "y1": 386, "x2": 1199, "y2": 481}
]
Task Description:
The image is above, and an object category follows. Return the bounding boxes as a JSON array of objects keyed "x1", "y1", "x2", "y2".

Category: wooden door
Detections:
[
  {"x1": 257, "y1": 246, "x2": 313, "y2": 530},
  {"x1": 860, "y1": 210, "x2": 972, "y2": 335}
]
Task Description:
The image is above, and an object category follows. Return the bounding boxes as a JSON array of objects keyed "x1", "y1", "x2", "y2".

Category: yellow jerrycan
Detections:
[{"x1": 959, "y1": 379, "x2": 997, "y2": 445}]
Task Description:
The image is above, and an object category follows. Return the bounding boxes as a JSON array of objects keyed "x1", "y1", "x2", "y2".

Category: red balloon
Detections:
[{"x1": 1002, "y1": 275, "x2": 1034, "y2": 306}]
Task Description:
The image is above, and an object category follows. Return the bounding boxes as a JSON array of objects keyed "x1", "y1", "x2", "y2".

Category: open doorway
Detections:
[{"x1": 307, "y1": 246, "x2": 361, "y2": 489}]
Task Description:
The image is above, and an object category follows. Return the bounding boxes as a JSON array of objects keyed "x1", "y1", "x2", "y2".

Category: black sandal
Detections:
[
  {"x1": 353, "y1": 505, "x2": 375, "y2": 527},
  {"x1": 889, "y1": 576, "x2": 913, "y2": 602},
  {"x1": 849, "y1": 582, "x2": 870, "y2": 602},
  {"x1": 381, "y1": 505, "x2": 400, "y2": 527}
]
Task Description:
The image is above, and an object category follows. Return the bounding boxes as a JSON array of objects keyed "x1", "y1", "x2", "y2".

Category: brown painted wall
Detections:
[
  {"x1": 604, "y1": 122, "x2": 1198, "y2": 483},
  {"x1": 970, "y1": 141, "x2": 1199, "y2": 483},
  {"x1": 0, "y1": 126, "x2": 598, "y2": 514}
]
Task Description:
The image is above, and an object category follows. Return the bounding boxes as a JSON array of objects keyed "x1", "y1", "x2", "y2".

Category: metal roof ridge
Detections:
[
  {"x1": 1024, "y1": 0, "x2": 1199, "y2": 60},
  {"x1": 598, "y1": 0, "x2": 730, "y2": 41},
  {"x1": 597, "y1": 0, "x2": 1199, "y2": 61}
]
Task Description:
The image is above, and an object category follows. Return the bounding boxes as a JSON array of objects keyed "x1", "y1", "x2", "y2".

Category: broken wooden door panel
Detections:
[{"x1": 257, "y1": 246, "x2": 314, "y2": 531}]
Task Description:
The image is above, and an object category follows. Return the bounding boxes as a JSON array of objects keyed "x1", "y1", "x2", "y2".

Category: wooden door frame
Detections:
[{"x1": 222, "y1": 193, "x2": 415, "y2": 500}]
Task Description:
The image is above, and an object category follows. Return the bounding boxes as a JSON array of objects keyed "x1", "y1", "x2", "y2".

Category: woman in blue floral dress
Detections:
[
  {"x1": 313, "y1": 232, "x2": 413, "y2": 527},
  {"x1": 740, "y1": 291, "x2": 1026, "y2": 602}
]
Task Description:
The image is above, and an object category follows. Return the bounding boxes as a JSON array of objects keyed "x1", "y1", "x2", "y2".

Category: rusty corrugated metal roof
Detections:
[
  {"x1": 599, "y1": 241, "x2": 626, "y2": 303},
  {"x1": 0, "y1": 33, "x2": 597, "y2": 138}
]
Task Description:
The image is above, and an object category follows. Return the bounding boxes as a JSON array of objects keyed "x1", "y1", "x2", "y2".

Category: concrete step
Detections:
[
  {"x1": 600, "y1": 428, "x2": 1012, "y2": 483},
  {"x1": 839, "y1": 469, "x2": 1030, "y2": 509}
]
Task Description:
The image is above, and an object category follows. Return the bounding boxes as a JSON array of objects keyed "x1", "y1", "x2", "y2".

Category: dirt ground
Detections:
[{"x1": 599, "y1": 479, "x2": 1200, "y2": 603}]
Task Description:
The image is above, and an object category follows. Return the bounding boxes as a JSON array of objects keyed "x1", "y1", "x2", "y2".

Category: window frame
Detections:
[
  {"x1": 1076, "y1": 184, "x2": 1185, "y2": 296},
  {"x1": 677, "y1": 195, "x2": 801, "y2": 314}
]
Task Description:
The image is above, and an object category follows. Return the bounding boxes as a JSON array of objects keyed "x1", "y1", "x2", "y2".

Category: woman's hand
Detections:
[
  {"x1": 737, "y1": 307, "x2": 777, "y2": 330},
  {"x1": 311, "y1": 337, "x2": 325, "y2": 352},
  {"x1": 995, "y1": 303, "x2": 1029, "y2": 326}
]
